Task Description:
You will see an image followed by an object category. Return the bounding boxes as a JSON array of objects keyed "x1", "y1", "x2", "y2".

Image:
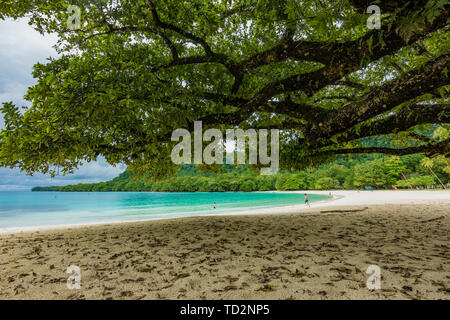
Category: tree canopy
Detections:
[
  {"x1": 0, "y1": 0, "x2": 449, "y2": 178},
  {"x1": 32, "y1": 153, "x2": 450, "y2": 192}
]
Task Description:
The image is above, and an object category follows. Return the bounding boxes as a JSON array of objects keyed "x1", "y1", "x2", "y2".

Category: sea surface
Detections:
[{"x1": 0, "y1": 191, "x2": 330, "y2": 231}]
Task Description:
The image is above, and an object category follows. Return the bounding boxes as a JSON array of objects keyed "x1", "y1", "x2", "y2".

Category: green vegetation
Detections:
[
  {"x1": 1, "y1": 1, "x2": 449, "y2": 179},
  {"x1": 33, "y1": 154, "x2": 449, "y2": 192}
]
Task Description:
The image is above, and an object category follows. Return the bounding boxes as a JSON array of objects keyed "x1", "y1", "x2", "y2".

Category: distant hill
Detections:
[{"x1": 32, "y1": 153, "x2": 449, "y2": 192}]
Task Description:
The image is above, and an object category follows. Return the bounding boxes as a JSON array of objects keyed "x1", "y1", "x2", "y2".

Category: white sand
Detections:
[
  {"x1": 3, "y1": 190, "x2": 448, "y2": 235},
  {"x1": 208, "y1": 190, "x2": 450, "y2": 216},
  {"x1": 0, "y1": 190, "x2": 448, "y2": 300}
]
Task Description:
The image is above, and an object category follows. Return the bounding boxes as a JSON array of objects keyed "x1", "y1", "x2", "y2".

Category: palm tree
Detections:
[
  {"x1": 401, "y1": 172, "x2": 413, "y2": 189},
  {"x1": 421, "y1": 158, "x2": 446, "y2": 189}
]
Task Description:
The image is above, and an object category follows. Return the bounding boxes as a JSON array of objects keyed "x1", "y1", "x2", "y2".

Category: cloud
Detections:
[
  {"x1": 0, "y1": 159, "x2": 126, "y2": 191},
  {"x1": 0, "y1": 19, "x2": 126, "y2": 190},
  {"x1": 0, "y1": 18, "x2": 58, "y2": 106}
]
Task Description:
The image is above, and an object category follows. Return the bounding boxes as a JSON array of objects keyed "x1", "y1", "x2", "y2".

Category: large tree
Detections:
[{"x1": 0, "y1": 0, "x2": 449, "y2": 178}]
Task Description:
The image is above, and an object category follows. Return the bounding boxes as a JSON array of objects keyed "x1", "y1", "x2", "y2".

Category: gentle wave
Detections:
[{"x1": 0, "y1": 191, "x2": 330, "y2": 229}]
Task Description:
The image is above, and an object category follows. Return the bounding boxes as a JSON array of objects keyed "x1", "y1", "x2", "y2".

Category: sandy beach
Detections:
[{"x1": 0, "y1": 190, "x2": 449, "y2": 300}]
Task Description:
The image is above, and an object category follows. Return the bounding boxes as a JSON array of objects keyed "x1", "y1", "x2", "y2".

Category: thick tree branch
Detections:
[
  {"x1": 317, "y1": 139, "x2": 450, "y2": 157},
  {"x1": 312, "y1": 54, "x2": 450, "y2": 143},
  {"x1": 333, "y1": 103, "x2": 450, "y2": 145},
  {"x1": 145, "y1": 0, "x2": 213, "y2": 55},
  {"x1": 349, "y1": 0, "x2": 429, "y2": 14}
]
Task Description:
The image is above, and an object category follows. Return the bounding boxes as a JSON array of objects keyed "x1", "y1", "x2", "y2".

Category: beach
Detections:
[{"x1": 0, "y1": 190, "x2": 449, "y2": 300}]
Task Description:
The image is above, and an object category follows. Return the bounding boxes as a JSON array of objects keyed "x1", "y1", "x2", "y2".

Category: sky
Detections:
[{"x1": 0, "y1": 19, "x2": 126, "y2": 191}]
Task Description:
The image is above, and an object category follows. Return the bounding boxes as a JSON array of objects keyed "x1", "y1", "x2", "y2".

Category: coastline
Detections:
[
  {"x1": 1, "y1": 190, "x2": 449, "y2": 235},
  {"x1": 0, "y1": 191, "x2": 329, "y2": 235},
  {"x1": 0, "y1": 194, "x2": 448, "y2": 299}
]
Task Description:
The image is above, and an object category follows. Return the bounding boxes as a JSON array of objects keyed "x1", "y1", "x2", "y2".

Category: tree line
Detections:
[{"x1": 33, "y1": 153, "x2": 449, "y2": 192}]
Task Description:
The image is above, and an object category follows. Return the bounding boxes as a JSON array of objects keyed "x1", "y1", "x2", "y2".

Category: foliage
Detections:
[
  {"x1": 0, "y1": 0, "x2": 449, "y2": 179},
  {"x1": 314, "y1": 177, "x2": 339, "y2": 190},
  {"x1": 33, "y1": 153, "x2": 449, "y2": 192},
  {"x1": 396, "y1": 175, "x2": 436, "y2": 187}
]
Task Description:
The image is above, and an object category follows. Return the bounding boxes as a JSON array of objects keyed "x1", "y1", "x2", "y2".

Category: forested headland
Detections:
[{"x1": 33, "y1": 153, "x2": 449, "y2": 192}]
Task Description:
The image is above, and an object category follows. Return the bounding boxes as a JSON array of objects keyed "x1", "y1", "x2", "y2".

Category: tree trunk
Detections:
[{"x1": 428, "y1": 167, "x2": 446, "y2": 189}]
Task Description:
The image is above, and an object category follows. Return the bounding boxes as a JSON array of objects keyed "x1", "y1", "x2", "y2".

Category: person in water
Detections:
[
  {"x1": 304, "y1": 194, "x2": 310, "y2": 207},
  {"x1": 213, "y1": 202, "x2": 216, "y2": 209}
]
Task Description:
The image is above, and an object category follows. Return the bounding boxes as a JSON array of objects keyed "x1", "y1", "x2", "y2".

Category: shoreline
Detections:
[
  {"x1": 0, "y1": 191, "x2": 333, "y2": 235},
  {"x1": 1, "y1": 190, "x2": 448, "y2": 235},
  {"x1": 1, "y1": 199, "x2": 448, "y2": 299}
]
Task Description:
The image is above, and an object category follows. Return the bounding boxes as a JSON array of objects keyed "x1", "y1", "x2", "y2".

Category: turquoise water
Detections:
[{"x1": 0, "y1": 191, "x2": 329, "y2": 230}]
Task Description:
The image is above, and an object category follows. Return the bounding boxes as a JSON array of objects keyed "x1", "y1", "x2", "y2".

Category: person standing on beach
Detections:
[{"x1": 304, "y1": 194, "x2": 310, "y2": 207}]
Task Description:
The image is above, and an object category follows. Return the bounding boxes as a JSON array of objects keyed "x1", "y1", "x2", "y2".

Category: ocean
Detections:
[{"x1": 0, "y1": 191, "x2": 330, "y2": 231}]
